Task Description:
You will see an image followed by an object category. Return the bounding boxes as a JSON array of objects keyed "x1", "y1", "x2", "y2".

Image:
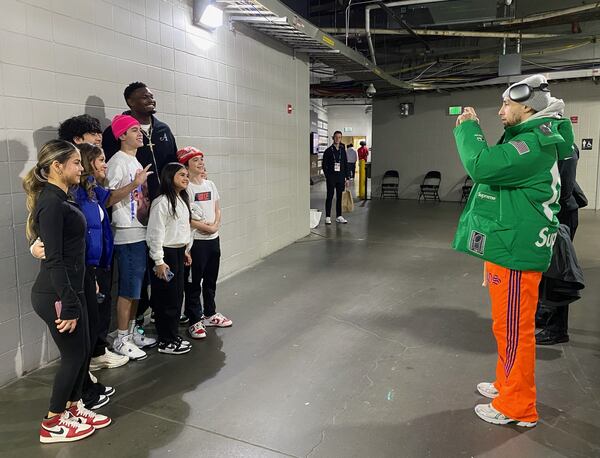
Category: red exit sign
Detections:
[{"x1": 570, "y1": 116, "x2": 578, "y2": 124}]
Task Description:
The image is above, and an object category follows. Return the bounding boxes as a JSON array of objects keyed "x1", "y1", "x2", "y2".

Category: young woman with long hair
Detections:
[
  {"x1": 146, "y1": 162, "x2": 193, "y2": 355},
  {"x1": 23, "y1": 140, "x2": 111, "y2": 444}
]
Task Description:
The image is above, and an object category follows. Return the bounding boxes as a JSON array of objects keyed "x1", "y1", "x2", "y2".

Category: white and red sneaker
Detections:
[
  {"x1": 39, "y1": 411, "x2": 95, "y2": 444},
  {"x1": 203, "y1": 313, "x2": 232, "y2": 328},
  {"x1": 188, "y1": 321, "x2": 207, "y2": 339},
  {"x1": 69, "y1": 400, "x2": 112, "y2": 429}
]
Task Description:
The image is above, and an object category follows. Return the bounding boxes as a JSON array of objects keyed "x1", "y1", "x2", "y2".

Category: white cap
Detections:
[{"x1": 502, "y1": 74, "x2": 551, "y2": 112}]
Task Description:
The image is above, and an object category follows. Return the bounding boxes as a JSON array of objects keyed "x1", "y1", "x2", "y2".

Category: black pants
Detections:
[
  {"x1": 32, "y1": 291, "x2": 90, "y2": 413},
  {"x1": 151, "y1": 247, "x2": 185, "y2": 343},
  {"x1": 81, "y1": 267, "x2": 101, "y2": 405},
  {"x1": 544, "y1": 305, "x2": 569, "y2": 336},
  {"x1": 93, "y1": 266, "x2": 112, "y2": 357},
  {"x1": 325, "y1": 179, "x2": 345, "y2": 218},
  {"x1": 184, "y1": 238, "x2": 221, "y2": 324},
  {"x1": 348, "y1": 162, "x2": 356, "y2": 179}
]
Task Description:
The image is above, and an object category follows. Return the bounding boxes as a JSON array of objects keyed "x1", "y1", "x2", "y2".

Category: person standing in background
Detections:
[
  {"x1": 536, "y1": 144, "x2": 585, "y2": 345},
  {"x1": 357, "y1": 140, "x2": 369, "y2": 162},
  {"x1": 345, "y1": 143, "x2": 358, "y2": 180},
  {"x1": 322, "y1": 131, "x2": 350, "y2": 225}
]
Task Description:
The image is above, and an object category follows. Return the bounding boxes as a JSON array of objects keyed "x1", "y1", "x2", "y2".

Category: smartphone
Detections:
[
  {"x1": 153, "y1": 266, "x2": 175, "y2": 282},
  {"x1": 54, "y1": 300, "x2": 62, "y2": 319}
]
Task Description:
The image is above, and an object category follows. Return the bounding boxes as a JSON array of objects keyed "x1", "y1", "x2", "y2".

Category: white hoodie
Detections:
[{"x1": 146, "y1": 195, "x2": 193, "y2": 266}]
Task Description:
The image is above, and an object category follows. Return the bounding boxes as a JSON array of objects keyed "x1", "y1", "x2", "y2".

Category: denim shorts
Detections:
[{"x1": 114, "y1": 241, "x2": 147, "y2": 299}]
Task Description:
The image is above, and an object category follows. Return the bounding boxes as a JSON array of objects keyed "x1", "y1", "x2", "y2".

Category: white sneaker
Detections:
[
  {"x1": 188, "y1": 321, "x2": 207, "y2": 339},
  {"x1": 114, "y1": 334, "x2": 147, "y2": 361},
  {"x1": 336, "y1": 216, "x2": 348, "y2": 224},
  {"x1": 204, "y1": 313, "x2": 233, "y2": 328},
  {"x1": 158, "y1": 341, "x2": 191, "y2": 355},
  {"x1": 474, "y1": 403, "x2": 537, "y2": 427},
  {"x1": 477, "y1": 382, "x2": 499, "y2": 399},
  {"x1": 132, "y1": 326, "x2": 158, "y2": 349},
  {"x1": 325, "y1": 217, "x2": 332, "y2": 225},
  {"x1": 90, "y1": 348, "x2": 129, "y2": 371},
  {"x1": 69, "y1": 400, "x2": 112, "y2": 429}
]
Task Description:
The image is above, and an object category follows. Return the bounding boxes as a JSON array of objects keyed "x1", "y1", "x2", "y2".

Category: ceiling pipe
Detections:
[
  {"x1": 491, "y1": 2, "x2": 600, "y2": 27},
  {"x1": 322, "y1": 28, "x2": 560, "y2": 39},
  {"x1": 365, "y1": 0, "x2": 449, "y2": 65}
]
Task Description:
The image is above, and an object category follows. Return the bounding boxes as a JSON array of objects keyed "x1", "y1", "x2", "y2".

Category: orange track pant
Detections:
[{"x1": 485, "y1": 261, "x2": 542, "y2": 423}]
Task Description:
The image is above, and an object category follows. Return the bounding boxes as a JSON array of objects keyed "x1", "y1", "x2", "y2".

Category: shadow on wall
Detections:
[{"x1": 85, "y1": 95, "x2": 111, "y2": 130}]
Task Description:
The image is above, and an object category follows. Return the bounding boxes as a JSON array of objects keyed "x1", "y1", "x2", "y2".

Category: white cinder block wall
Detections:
[
  {"x1": 325, "y1": 104, "x2": 372, "y2": 146},
  {"x1": 372, "y1": 80, "x2": 600, "y2": 207},
  {"x1": 0, "y1": 0, "x2": 310, "y2": 385}
]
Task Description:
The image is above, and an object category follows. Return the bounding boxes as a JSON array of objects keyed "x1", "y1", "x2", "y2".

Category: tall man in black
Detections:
[
  {"x1": 102, "y1": 82, "x2": 178, "y2": 200},
  {"x1": 102, "y1": 82, "x2": 178, "y2": 328},
  {"x1": 322, "y1": 131, "x2": 350, "y2": 225}
]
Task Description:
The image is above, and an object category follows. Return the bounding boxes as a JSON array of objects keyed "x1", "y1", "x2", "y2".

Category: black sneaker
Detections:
[
  {"x1": 536, "y1": 329, "x2": 569, "y2": 345},
  {"x1": 89, "y1": 394, "x2": 110, "y2": 410},
  {"x1": 158, "y1": 341, "x2": 191, "y2": 355},
  {"x1": 179, "y1": 315, "x2": 190, "y2": 325},
  {"x1": 174, "y1": 335, "x2": 192, "y2": 348}
]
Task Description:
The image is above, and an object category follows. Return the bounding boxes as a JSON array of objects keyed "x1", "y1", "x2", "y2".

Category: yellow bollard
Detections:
[{"x1": 358, "y1": 159, "x2": 366, "y2": 199}]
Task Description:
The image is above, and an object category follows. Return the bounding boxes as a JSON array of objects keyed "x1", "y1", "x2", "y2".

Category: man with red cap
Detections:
[
  {"x1": 106, "y1": 114, "x2": 158, "y2": 361},
  {"x1": 178, "y1": 146, "x2": 232, "y2": 339}
]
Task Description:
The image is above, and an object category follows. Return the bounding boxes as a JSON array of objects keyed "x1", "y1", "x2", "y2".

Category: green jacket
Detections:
[{"x1": 452, "y1": 117, "x2": 574, "y2": 272}]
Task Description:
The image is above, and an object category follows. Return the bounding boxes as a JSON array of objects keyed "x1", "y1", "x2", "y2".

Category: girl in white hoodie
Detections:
[{"x1": 146, "y1": 163, "x2": 193, "y2": 355}]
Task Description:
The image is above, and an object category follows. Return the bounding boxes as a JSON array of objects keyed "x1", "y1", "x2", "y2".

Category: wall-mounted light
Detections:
[{"x1": 193, "y1": 0, "x2": 224, "y2": 31}]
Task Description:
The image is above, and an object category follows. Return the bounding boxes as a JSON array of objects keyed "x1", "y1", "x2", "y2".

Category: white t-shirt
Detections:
[
  {"x1": 106, "y1": 151, "x2": 148, "y2": 245},
  {"x1": 187, "y1": 179, "x2": 220, "y2": 240}
]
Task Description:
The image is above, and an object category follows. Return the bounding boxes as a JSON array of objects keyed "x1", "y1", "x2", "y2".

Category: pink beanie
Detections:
[
  {"x1": 111, "y1": 114, "x2": 140, "y2": 139},
  {"x1": 177, "y1": 146, "x2": 204, "y2": 165}
]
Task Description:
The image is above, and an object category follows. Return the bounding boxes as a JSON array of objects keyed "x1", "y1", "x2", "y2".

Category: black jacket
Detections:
[
  {"x1": 539, "y1": 224, "x2": 585, "y2": 307},
  {"x1": 32, "y1": 184, "x2": 87, "y2": 320},
  {"x1": 322, "y1": 144, "x2": 349, "y2": 182},
  {"x1": 102, "y1": 113, "x2": 178, "y2": 201},
  {"x1": 558, "y1": 144, "x2": 579, "y2": 213}
]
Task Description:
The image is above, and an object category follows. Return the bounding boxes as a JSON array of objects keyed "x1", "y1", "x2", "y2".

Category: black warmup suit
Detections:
[
  {"x1": 538, "y1": 146, "x2": 584, "y2": 338},
  {"x1": 322, "y1": 144, "x2": 349, "y2": 218},
  {"x1": 31, "y1": 184, "x2": 90, "y2": 413}
]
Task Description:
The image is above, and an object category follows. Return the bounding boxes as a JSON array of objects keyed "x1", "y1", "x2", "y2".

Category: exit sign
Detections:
[{"x1": 448, "y1": 106, "x2": 462, "y2": 115}]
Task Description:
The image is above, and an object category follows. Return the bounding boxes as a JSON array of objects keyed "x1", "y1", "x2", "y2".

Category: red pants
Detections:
[{"x1": 485, "y1": 261, "x2": 542, "y2": 423}]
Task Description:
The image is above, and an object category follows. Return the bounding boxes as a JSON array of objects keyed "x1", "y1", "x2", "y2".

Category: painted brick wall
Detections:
[{"x1": 0, "y1": 0, "x2": 310, "y2": 385}]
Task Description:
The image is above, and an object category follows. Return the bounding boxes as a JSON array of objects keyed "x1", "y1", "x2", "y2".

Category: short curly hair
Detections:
[
  {"x1": 57, "y1": 114, "x2": 102, "y2": 142},
  {"x1": 124, "y1": 81, "x2": 147, "y2": 101}
]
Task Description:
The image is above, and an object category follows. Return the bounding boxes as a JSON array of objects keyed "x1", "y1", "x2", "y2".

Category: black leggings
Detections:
[
  {"x1": 325, "y1": 179, "x2": 345, "y2": 218},
  {"x1": 184, "y1": 238, "x2": 221, "y2": 324},
  {"x1": 93, "y1": 266, "x2": 112, "y2": 357},
  {"x1": 31, "y1": 291, "x2": 90, "y2": 413},
  {"x1": 151, "y1": 247, "x2": 185, "y2": 343}
]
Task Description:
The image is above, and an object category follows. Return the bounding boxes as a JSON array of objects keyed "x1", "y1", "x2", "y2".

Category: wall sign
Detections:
[
  {"x1": 570, "y1": 116, "x2": 578, "y2": 124},
  {"x1": 287, "y1": 104, "x2": 293, "y2": 114},
  {"x1": 343, "y1": 127, "x2": 353, "y2": 132},
  {"x1": 582, "y1": 138, "x2": 593, "y2": 150}
]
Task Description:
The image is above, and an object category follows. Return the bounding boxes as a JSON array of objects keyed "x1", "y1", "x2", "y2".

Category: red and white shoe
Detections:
[
  {"x1": 203, "y1": 313, "x2": 232, "y2": 328},
  {"x1": 188, "y1": 321, "x2": 207, "y2": 339},
  {"x1": 39, "y1": 411, "x2": 95, "y2": 444},
  {"x1": 69, "y1": 400, "x2": 112, "y2": 429}
]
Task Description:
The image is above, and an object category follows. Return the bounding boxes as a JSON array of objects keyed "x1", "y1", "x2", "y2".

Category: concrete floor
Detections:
[{"x1": 1, "y1": 184, "x2": 599, "y2": 458}]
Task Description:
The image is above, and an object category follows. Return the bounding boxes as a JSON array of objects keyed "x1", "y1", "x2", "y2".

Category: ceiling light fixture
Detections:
[{"x1": 193, "y1": 0, "x2": 224, "y2": 31}]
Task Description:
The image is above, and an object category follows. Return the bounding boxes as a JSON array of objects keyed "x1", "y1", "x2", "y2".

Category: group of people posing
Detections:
[{"x1": 24, "y1": 82, "x2": 231, "y2": 444}]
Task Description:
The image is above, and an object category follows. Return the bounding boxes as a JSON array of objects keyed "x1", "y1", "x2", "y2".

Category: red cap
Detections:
[{"x1": 177, "y1": 146, "x2": 204, "y2": 165}]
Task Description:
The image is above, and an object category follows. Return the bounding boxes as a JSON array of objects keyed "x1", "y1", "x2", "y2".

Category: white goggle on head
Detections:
[{"x1": 507, "y1": 82, "x2": 550, "y2": 103}]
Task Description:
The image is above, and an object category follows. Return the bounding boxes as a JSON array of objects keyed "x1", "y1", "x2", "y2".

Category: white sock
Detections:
[
  {"x1": 117, "y1": 329, "x2": 128, "y2": 341},
  {"x1": 128, "y1": 320, "x2": 136, "y2": 334}
]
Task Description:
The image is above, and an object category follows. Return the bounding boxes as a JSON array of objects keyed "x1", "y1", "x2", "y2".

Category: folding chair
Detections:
[
  {"x1": 460, "y1": 176, "x2": 473, "y2": 204},
  {"x1": 381, "y1": 170, "x2": 399, "y2": 199},
  {"x1": 418, "y1": 171, "x2": 441, "y2": 202}
]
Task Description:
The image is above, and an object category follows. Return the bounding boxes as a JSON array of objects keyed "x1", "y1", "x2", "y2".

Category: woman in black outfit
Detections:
[{"x1": 23, "y1": 140, "x2": 110, "y2": 444}]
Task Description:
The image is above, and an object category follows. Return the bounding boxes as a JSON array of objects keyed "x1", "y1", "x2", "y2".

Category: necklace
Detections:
[{"x1": 141, "y1": 125, "x2": 155, "y2": 152}]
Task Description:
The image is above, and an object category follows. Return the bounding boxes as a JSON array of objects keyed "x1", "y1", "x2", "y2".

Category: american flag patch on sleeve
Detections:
[{"x1": 509, "y1": 140, "x2": 530, "y2": 155}]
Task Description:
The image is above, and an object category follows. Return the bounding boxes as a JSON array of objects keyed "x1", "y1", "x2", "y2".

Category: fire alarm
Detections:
[{"x1": 287, "y1": 104, "x2": 293, "y2": 114}]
